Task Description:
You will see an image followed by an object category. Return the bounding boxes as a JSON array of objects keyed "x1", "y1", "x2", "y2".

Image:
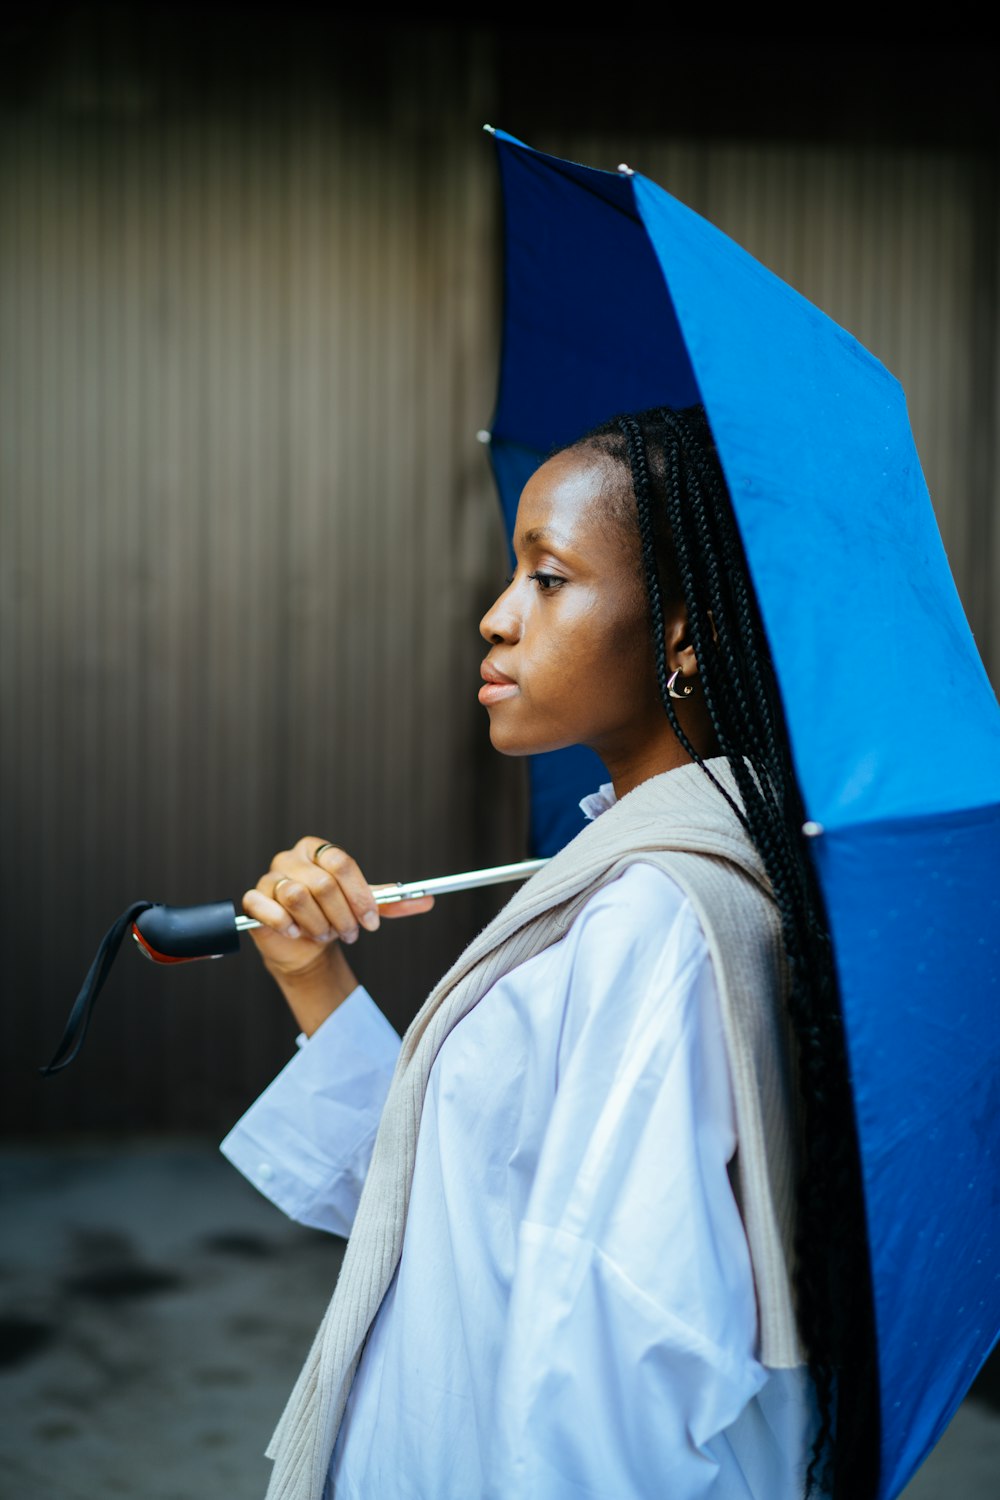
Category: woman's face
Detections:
[{"x1": 478, "y1": 446, "x2": 707, "y2": 794}]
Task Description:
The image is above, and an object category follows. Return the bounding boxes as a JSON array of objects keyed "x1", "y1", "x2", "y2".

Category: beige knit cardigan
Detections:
[{"x1": 265, "y1": 757, "x2": 805, "y2": 1500}]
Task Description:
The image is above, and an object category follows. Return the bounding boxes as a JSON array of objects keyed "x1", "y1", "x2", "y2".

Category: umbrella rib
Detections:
[{"x1": 504, "y1": 142, "x2": 643, "y2": 227}]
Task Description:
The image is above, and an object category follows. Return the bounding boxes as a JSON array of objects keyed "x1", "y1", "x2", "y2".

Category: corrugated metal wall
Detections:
[
  {"x1": 0, "y1": 31, "x2": 525, "y2": 1134},
  {"x1": 2, "y1": 32, "x2": 996, "y2": 1134}
]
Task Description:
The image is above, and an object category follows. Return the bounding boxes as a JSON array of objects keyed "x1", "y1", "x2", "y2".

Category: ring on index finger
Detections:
[{"x1": 313, "y1": 842, "x2": 335, "y2": 865}]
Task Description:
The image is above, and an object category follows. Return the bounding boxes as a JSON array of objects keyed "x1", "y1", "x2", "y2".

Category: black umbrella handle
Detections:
[
  {"x1": 42, "y1": 863, "x2": 548, "y2": 1075},
  {"x1": 41, "y1": 900, "x2": 245, "y2": 1077},
  {"x1": 131, "y1": 901, "x2": 243, "y2": 963}
]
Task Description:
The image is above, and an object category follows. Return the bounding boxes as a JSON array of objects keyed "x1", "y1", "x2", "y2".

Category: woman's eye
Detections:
[
  {"x1": 528, "y1": 571, "x2": 564, "y2": 591},
  {"x1": 502, "y1": 570, "x2": 564, "y2": 591}
]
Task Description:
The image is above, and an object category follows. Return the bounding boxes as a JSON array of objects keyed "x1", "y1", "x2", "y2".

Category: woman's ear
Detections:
[{"x1": 663, "y1": 602, "x2": 700, "y2": 688}]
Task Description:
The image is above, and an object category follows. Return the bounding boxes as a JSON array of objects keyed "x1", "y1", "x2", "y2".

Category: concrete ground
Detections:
[{"x1": 0, "y1": 1143, "x2": 997, "y2": 1499}]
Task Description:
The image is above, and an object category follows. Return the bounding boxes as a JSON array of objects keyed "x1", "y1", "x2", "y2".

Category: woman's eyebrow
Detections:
[{"x1": 516, "y1": 526, "x2": 572, "y2": 550}]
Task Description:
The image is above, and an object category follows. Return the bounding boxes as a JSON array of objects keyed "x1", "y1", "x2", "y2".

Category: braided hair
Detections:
[{"x1": 561, "y1": 405, "x2": 879, "y2": 1499}]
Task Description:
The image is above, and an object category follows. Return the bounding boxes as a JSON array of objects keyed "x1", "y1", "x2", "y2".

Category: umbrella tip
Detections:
[
  {"x1": 802, "y1": 821, "x2": 825, "y2": 839},
  {"x1": 617, "y1": 162, "x2": 635, "y2": 176},
  {"x1": 476, "y1": 429, "x2": 492, "y2": 445},
  {"x1": 483, "y1": 123, "x2": 496, "y2": 135}
]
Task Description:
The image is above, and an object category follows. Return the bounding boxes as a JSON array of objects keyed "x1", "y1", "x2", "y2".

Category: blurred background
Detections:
[{"x1": 1, "y1": 8, "x2": 997, "y2": 1496}]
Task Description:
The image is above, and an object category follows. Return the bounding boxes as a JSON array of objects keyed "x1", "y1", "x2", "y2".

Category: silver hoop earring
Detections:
[{"x1": 667, "y1": 669, "x2": 696, "y2": 700}]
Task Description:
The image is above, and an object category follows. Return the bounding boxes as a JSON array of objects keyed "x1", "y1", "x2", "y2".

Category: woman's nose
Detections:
[{"x1": 479, "y1": 580, "x2": 521, "y2": 644}]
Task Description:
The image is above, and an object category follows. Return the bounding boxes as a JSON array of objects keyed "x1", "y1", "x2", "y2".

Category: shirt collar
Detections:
[{"x1": 578, "y1": 782, "x2": 618, "y2": 821}]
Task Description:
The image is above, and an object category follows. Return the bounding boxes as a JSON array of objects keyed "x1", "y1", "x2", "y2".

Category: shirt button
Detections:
[{"x1": 258, "y1": 1162, "x2": 274, "y2": 1182}]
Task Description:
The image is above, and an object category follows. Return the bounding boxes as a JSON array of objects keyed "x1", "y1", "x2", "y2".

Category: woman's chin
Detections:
[
  {"x1": 487, "y1": 725, "x2": 533, "y2": 757},
  {"x1": 486, "y1": 719, "x2": 572, "y2": 759}
]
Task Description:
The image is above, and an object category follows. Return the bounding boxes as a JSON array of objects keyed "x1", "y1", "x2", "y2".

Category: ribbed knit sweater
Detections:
[{"x1": 264, "y1": 756, "x2": 804, "y2": 1500}]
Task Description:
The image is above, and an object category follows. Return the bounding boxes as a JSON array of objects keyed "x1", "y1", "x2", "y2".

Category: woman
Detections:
[{"x1": 222, "y1": 406, "x2": 875, "y2": 1499}]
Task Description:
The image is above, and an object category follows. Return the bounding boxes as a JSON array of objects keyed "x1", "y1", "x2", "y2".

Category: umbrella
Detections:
[{"x1": 483, "y1": 127, "x2": 1000, "y2": 1499}]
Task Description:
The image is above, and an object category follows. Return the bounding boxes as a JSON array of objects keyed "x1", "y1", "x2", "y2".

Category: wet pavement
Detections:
[{"x1": 1, "y1": 1143, "x2": 997, "y2": 1498}]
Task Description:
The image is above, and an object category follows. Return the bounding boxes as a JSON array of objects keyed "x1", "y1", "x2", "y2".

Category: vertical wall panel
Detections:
[
  {"x1": 2, "y1": 42, "x2": 995, "y2": 1134},
  {"x1": 0, "y1": 33, "x2": 523, "y2": 1134}
]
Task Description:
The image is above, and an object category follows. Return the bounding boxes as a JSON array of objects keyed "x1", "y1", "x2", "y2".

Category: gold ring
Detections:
[
  {"x1": 273, "y1": 875, "x2": 292, "y2": 896},
  {"x1": 313, "y1": 842, "x2": 335, "y2": 865}
]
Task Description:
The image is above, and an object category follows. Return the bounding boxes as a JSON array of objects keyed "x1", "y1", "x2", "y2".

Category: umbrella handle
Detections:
[
  {"x1": 132, "y1": 901, "x2": 243, "y2": 964},
  {"x1": 130, "y1": 856, "x2": 551, "y2": 965},
  {"x1": 43, "y1": 857, "x2": 550, "y2": 1075}
]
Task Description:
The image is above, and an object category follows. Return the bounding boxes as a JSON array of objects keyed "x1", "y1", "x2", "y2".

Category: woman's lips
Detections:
[
  {"x1": 479, "y1": 661, "x2": 519, "y2": 705},
  {"x1": 478, "y1": 680, "x2": 519, "y2": 705}
]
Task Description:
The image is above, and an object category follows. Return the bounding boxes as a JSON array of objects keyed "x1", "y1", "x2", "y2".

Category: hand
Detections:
[{"x1": 242, "y1": 835, "x2": 434, "y2": 981}]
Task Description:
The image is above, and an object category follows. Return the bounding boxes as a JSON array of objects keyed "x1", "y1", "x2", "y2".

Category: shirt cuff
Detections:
[{"x1": 219, "y1": 983, "x2": 401, "y2": 1236}]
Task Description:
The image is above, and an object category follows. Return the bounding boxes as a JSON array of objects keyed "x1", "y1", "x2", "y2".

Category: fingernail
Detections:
[
  {"x1": 284, "y1": 924, "x2": 302, "y2": 939},
  {"x1": 317, "y1": 932, "x2": 336, "y2": 943},
  {"x1": 343, "y1": 928, "x2": 360, "y2": 944},
  {"x1": 361, "y1": 910, "x2": 380, "y2": 931}
]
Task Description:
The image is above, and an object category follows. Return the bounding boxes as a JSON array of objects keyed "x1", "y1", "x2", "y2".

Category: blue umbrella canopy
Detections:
[{"x1": 485, "y1": 127, "x2": 1000, "y2": 1499}]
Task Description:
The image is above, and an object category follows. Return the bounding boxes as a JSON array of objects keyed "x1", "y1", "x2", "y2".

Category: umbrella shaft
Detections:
[{"x1": 235, "y1": 855, "x2": 549, "y2": 929}]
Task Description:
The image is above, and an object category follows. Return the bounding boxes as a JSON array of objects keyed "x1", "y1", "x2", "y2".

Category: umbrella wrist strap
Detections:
[{"x1": 40, "y1": 901, "x2": 154, "y2": 1076}]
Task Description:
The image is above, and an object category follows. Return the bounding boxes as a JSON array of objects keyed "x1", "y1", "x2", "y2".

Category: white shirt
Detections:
[{"x1": 221, "y1": 785, "x2": 816, "y2": 1499}]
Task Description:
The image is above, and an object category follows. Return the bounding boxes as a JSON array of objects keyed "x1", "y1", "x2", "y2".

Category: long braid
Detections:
[
  {"x1": 618, "y1": 412, "x2": 750, "y2": 833},
  {"x1": 563, "y1": 406, "x2": 879, "y2": 1499}
]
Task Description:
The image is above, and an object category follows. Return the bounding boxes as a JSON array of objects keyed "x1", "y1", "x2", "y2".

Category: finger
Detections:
[
  {"x1": 242, "y1": 886, "x2": 302, "y2": 939},
  {"x1": 278, "y1": 854, "x2": 369, "y2": 944},
  {"x1": 267, "y1": 866, "x2": 349, "y2": 943},
  {"x1": 379, "y1": 895, "x2": 436, "y2": 921},
  {"x1": 298, "y1": 838, "x2": 381, "y2": 934}
]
